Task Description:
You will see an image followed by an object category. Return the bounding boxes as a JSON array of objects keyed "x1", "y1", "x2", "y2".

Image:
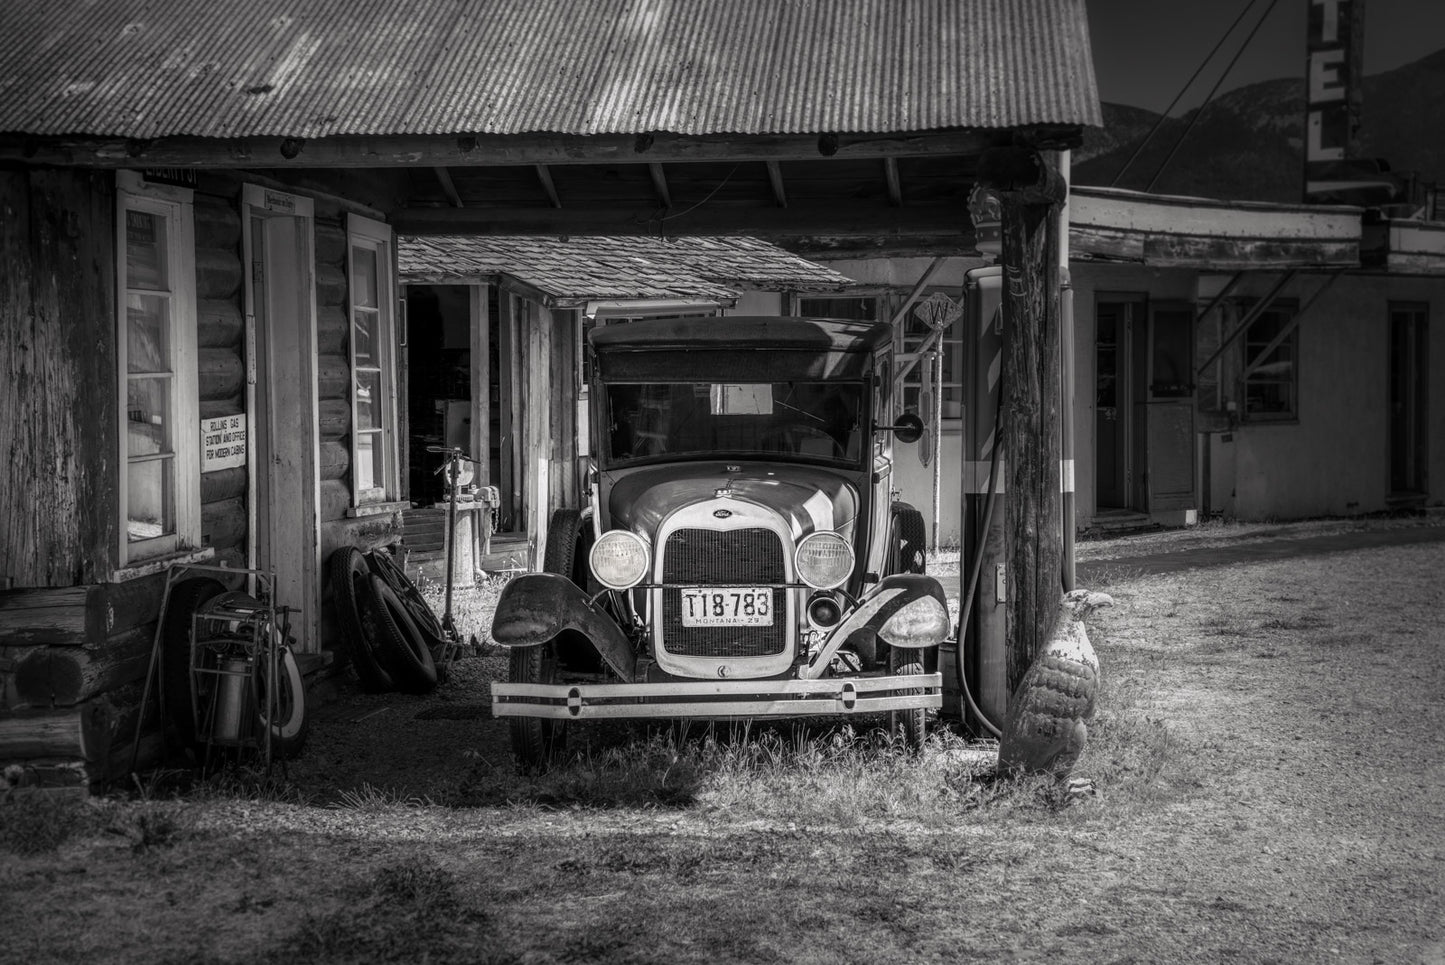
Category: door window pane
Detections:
[
  {"x1": 352, "y1": 245, "x2": 378, "y2": 309},
  {"x1": 353, "y1": 306, "x2": 379, "y2": 364},
  {"x1": 355, "y1": 369, "x2": 382, "y2": 430},
  {"x1": 127, "y1": 294, "x2": 171, "y2": 372},
  {"x1": 355, "y1": 432, "x2": 380, "y2": 492},
  {"x1": 127, "y1": 456, "x2": 175, "y2": 541},
  {"x1": 126, "y1": 378, "x2": 171, "y2": 456}
]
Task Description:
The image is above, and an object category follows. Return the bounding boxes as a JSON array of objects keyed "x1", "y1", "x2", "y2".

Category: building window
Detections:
[
  {"x1": 1242, "y1": 301, "x2": 1298, "y2": 420},
  {"x1": 797, "y1": 291, "x2": 963, "y2": 422},
  {"x1": 796, "y1": 295, "x2": 882, "y2": 323},
  {"x1": 348, "y1": 215, "x2": 399, "y2": 503},
  {"x1": 117, "y1": 174, "x2": 199, "y2": 563}
]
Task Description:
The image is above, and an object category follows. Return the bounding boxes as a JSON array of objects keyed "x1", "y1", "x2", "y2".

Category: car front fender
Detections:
[
  {"x1": 489, "y1": 572, "x2": 636, "y2": 681},
  {"x1": 801, "y1": 573, "x2": 950, "y2": 678}
]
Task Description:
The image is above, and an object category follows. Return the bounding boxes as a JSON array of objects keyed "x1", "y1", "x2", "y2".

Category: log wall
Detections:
[{"x1": 195, "y1": 192, "x2": 249, "y2": 571}]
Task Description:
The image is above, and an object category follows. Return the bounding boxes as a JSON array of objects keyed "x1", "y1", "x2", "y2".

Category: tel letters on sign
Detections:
[{"x1": 201, "y1": 415, "x2": 248, "y2": 472}]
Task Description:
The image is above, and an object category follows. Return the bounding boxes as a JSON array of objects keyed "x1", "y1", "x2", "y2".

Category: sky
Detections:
[{"x1": 1086, "y1": 0, "x2": 1445, "y2": 113}]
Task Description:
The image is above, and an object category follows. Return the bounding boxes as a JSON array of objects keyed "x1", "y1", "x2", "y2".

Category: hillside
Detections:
[{"x1": 1075, "y1": 48, "x2": 1445, "y2": 203}]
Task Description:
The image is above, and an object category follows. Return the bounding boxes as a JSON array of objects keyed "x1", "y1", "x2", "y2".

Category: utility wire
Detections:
[
  {"x1": 1145, "y1": 0, "x2": 1281, "y2": 192},
  {"x1": 1109, "y1": 0, "x2": 1261, "y2": 187}
]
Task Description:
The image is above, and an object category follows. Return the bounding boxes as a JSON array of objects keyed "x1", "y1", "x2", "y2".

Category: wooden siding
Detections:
[{"x1": 0, "y1": 168, "x2": 118, "y2": 589}]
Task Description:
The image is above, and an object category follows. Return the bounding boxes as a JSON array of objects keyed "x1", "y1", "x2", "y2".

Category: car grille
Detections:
[{"x1": 661, "y1": 527, "x2": 788, "y2": 659}]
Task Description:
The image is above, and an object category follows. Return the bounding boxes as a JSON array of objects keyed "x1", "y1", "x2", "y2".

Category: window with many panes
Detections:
[
  {"x1": 117, "y1": 173, "x2": 199, "y2": 564},
  {"x1": 796, "y1": 291, "x2": 963, "y2": 421},
  {"x1": 1242, "y1": 301, "x2": 1298, "y2": 420},
  {"x1": 347, "y1": 215, "x2": 399, "y2": 504}
]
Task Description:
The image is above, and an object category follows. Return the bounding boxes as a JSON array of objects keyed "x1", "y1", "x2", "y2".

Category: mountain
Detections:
[{"x1": 1074, "y1": 48, "x2": 1445, "y2": 204}]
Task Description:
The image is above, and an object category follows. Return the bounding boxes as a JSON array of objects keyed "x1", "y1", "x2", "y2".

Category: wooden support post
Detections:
[{"x1": 978, "y1": 147, "x2": 1066, "y2": 694}]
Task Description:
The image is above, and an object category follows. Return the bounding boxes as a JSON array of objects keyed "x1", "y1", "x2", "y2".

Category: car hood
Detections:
[{"x1": 606, "y1": 463, "x2": 860, "y2": 540}]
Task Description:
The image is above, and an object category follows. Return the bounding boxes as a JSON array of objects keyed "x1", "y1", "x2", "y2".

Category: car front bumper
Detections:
[{"x1": 491, "y1": 672, "x2": 942, "y2": 720}]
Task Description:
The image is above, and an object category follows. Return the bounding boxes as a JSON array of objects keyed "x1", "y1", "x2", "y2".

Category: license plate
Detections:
[{"x1": 679, "y1": 587, "x2": 773, "y2": 627}]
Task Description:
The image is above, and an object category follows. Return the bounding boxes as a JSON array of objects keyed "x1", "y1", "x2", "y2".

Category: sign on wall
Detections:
[{"x1": 201, "y1": 415, "x2": 247, "y2": 472}]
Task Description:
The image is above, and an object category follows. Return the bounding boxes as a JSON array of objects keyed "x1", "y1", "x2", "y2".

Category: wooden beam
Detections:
[
  {"x1": 781, "y1": 234, "x2": 980, "y2": 259},
  {"x1": 433, "y1": 166, "x2": 464, "y2": 208},
  {"x1": 647, "y1": 162, "x2": 672, "y2": 208},
  {"x1": 0, "y1": 127, "x2": 1040, "y2": 169},
  {"x1": 977, "y1": 150, "x2": 1064, "y2": 695},
  {"x1": 535, "y1": 164, "x2": 562, "y2": 208},
  {"x1": 1194, "y1": 269, "x2": 1297, "y2": 376},
  {"x1": 765, "y1": 161, "x2": 788, "y2": 208},
  {"x1": 391, "y1": 200, "x2": 967, "y2": 237},
  {"x1": 884, "y1": 157, "x2": 903, "y2": 206},
  {"x1": 1241, "y1": 269, "x2": 1345, "y2": 379}
]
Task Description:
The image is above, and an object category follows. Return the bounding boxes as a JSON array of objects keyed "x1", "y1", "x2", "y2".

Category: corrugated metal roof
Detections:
[
  {"x1": 398, "y1": 235, "x2": 855, "y2": 302},
  {"x1": 0, "y1": 0, "x2": 1100, "y2": 139}
]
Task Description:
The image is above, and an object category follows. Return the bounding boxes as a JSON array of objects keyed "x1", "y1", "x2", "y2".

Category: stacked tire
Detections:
[{"x1": 328, "y1": 547, "x2": 440, "y2": 695}]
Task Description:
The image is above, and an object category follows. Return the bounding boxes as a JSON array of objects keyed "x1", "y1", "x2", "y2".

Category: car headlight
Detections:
[
  {"x1": 589, "y1": 530, "x2": 650, "y2": 590},
  {"x1": 795, "y1": 532, "x2": 854, "y2": 589}
]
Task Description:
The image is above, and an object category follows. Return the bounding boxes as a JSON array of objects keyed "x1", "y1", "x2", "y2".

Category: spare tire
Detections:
[
  {"x1": 363, "y1": 574, "x2": 438, "y2": 695},
  {"x1": 255, "y1": 644, "x2": 308, "y2": 759},
  {"x1": 161, "y1": 577, "x2": 228, "y2": 748},
  {"x1": 366, "y1": 547, "x2": 447, "y2": 655},
  {"x1": 888, "y1": 502, "x2": 928, "y2": 575},
  {"x1": 328, "y1": 546, "x2": 395, "y2": 693}
]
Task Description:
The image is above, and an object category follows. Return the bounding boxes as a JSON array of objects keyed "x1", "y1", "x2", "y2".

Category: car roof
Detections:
[{"x1": 589, "y1": 316, "x2": 894, "y2": 355}]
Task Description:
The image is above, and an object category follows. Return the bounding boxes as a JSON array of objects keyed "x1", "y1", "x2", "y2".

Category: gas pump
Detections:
[{"x1": 945, "y1": 266, "x2": 1008, "y2": 733}]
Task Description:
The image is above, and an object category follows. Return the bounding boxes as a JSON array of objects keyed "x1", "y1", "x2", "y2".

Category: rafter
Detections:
[
  {"x1": 433, "y1": 166, "x2": 463, "y2": 207},
  {"x1": 647, "y1": 162, "x2": 672, "y2": 208},
  {"x1": 765, "y1": 161, "x2": 788, "y2": 208},
  {"x1": 534, "y1": 164, "x2": 562, "y2": 208},
  {"x1": 883, "y1": 157, "x2": 903, "y2": 206}
]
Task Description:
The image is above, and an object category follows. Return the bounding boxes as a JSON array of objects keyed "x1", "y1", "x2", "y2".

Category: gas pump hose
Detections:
[{"x1": 954, "y1": 391, "x2": 1005, "y2": 738}]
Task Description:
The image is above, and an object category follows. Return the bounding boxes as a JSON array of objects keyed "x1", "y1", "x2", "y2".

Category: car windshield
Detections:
[{"x1": 602, "y1": 381, "x2": 866, "y2": 467}]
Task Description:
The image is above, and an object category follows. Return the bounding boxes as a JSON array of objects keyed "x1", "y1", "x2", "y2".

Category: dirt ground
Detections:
[{"x1": 2, "y1": 523, "x2": 1443, "y2": 964}]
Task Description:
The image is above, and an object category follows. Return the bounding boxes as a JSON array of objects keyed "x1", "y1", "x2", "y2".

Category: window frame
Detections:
[
  {"x1": 1240, "y1": 298, "x2": 1300, "y2": 423},
  {"x1": 346, "y1": 214, "x2": 401, "y2": 505},
  {"x1": 115, "y1": 171, "x2": 200, "y2": 566}
]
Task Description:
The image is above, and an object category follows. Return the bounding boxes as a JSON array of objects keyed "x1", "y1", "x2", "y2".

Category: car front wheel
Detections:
[{"x1": 889, "y1": 646, "x2": 927, "y2": 750}]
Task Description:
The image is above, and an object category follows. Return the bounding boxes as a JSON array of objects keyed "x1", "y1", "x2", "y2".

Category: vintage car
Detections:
[{"x1": 489, "y1": 316, "x2": 950, "y2": 768}]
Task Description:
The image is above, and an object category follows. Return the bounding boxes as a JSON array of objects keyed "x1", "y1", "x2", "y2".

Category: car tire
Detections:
[
  {"x1": 507, "y1": 508, "x2": 591, "y2": 771},
  {"x1": 888, "y1": 502, "x2": 928, "y2": 575},
  {"x1": 329, "y1": 547, "x2": 395, "y2": 694},
  {"x1": 254, "y1": 643, "x2": 308, "y2": 759},
  {"x1": 508, "y1": 641, "x2": 567, "y2": 772},
  {"x1": 364, "y1": 573, "x2": 438, "y2": 695},
  {"x1": 543, "y1": 508, "x2": 595, "y2": 588},
  {"x1": 889, "y1": 646, "x2": 927, "y2": 750},
  {"x1": 161, "y1": 577, "x2": 228, "y2": 749},
  {"x1": 366, "y1": 547, "x2": 448, "y2": 655}
]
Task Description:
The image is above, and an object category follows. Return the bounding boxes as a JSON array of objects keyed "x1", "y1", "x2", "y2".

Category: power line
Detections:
[
  {"x1": 1109, "y1": 0, "x2": 1261, "y2": 188},
  {"x1": 1145, "y1": 0, "x2": 1282, "y2": 193}
]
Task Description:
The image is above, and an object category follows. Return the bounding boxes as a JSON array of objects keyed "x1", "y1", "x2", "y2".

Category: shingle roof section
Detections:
[
  {"x1": 399, "y1": 235, "x2": 855, "y2": 302},
  {"x1": 0, "y1": 0, "x2": 1100, "y2": 139}
]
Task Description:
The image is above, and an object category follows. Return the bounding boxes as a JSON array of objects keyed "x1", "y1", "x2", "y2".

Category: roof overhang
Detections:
[
  {"x1": 1070, "y1": 186, "x2": 1362, "y2": 269},
  {"x1": 1361, "y1": 219, "x2": 1445, "y2": 274}
]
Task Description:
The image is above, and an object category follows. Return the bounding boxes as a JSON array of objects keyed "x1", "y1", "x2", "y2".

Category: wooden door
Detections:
[{"x1": 244, "y1": 188, "x2": 319, "y2": 649}]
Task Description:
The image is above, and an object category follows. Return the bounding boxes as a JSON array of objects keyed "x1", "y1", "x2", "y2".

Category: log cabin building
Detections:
[{"x1": 0, "y1": 0, "x2": 1102, "y2": 790}]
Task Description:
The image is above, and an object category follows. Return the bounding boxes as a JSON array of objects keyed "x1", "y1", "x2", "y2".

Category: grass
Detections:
[{"x1": 5, "y1": 532, "x2": 1444, "y2": 963}]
